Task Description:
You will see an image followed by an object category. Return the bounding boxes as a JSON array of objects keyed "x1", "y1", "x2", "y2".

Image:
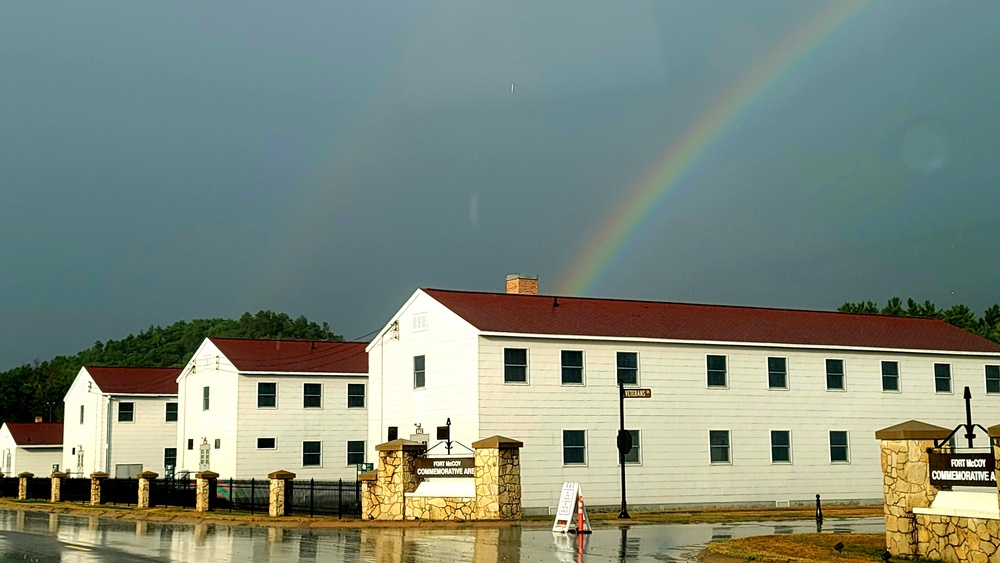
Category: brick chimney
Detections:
[{"x1": 506, "y1": 274, "x2": 538, "y2": 295}]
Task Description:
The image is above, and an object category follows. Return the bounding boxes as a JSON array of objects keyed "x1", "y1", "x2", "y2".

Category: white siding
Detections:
[
  {"x1": 62, "y1": 369, "x2": 105, "y2": 476},
  {"x1": 477, "y1": 336, "x2": 1000, "y2": 511},
  {"x1": 234, "y1": 374, "x2": 368, "y2": 479},
  {"x1": 177, "y1": 340, "x2": 240, "y2": 477},
  {"x1": 367, "y1": 290, "x2": 481, "y2": 456},
  {"x1": 0, "y1": 426, "x2": 62, "y2": 477},
  {"x1": 107, "y1": 396, "x2": 178, "y2": 476}
]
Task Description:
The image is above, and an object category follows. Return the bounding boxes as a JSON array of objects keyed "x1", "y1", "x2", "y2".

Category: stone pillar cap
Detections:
[
  {"x1": 472, "y1": 435, "x2": 524, "y2": 449},
  {"x1": 988, "y1": 424, "x2": 1000, "y2": 438},
  {"x1": 17, "y1": 472, "x2": 33, "y2": 478},
  {"x1": 875, "y1": 420, "x2": 951, "y2": 440},
  {"x1": 358, "y1": 470, "x2": 377, "y2": 481},
  {"x1": 195, "y1": 471, "x2": 219, "y2": 479},
  {"x1": 375, "y1": 439, "x2": 426, "y2": 452},
  {"x1": 137, "y1": 471, "x2": 159, "y2": 479},
  {"x1": 268, "y1": 470, "x2": 296, "y2": 480},
  {"x1": 90, "y1": 472, "x2": 109, "y2": 479},
  {"x1": 50, "y1": 472, "x2": 68, "y2": 479}
]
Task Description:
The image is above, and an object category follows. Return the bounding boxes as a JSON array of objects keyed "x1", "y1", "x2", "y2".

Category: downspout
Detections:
[{"x1": 104, "y1": 395, "x2": 113, "y2": 473}]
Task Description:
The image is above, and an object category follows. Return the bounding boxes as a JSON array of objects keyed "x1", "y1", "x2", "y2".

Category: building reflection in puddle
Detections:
[{"x1": 359, "y1": 526, "x2": 521, "y2": 563}]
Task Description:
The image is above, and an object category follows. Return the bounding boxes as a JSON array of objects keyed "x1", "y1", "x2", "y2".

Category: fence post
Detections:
[
  {"x1": 310, "y1": 479, "x2": 315, "y2": 518},
  {"x1": 137, "y1": 471, "x2": 158, "y2": 509},
  {"x1": 267, "y1": 470, "x2": 295, "y2": 517},
  {"x1": 249, "y1": 479, "x2": 255, "y2": 515},
  {"x1": 195, "y1": 471, "x2": 218, "y2": 513},
  {"x1": 17, "y1": 472, "x2": 32, "y2": 500},
  {"x1": 50, "y1": 472, "x2": 67, "y2": 503},
  {"x1": 89, "y1": 472, "x2": 107, "y2": 506},
  {"x1": 338, "y1": 479, "x2": 342, "y2": 519}
]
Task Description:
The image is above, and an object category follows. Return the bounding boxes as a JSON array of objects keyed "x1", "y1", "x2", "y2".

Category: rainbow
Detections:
[{"x1": 557, "y1": 0, "x2": 870, "y2": 296}]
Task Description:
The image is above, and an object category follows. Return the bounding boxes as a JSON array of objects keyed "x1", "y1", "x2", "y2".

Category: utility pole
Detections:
[{"x1": 617, "y1": 379, "x2": 630, "y2": 519}]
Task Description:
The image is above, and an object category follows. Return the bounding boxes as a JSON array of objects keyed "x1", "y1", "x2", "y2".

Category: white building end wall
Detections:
[
  {"x1": 367, "y1": 290, "x2": 481, "y2": 455},
  {"x1": 176, "y1": 341, "x2": 239, "y2": 478},
  {"x1": 0, "y1": 426, "x2": 62, "y2": 476},
  {"x1": 235, "y1": 374, "x2": 369, "y2": 479},
  {"x1": 476, "y1": 336, "x2": 1000, "y2": 512},
  {"x1": 62, "y1": 369, "x2": 106, "y2": 476}
]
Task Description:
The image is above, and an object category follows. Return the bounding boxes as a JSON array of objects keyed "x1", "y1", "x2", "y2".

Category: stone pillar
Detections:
[
  {"x1": 473, "y1": 436, "x2": 523, "y2": 520},
  {"x1": 359, "y1": 469, "x2": 379, "y2": 520},
  {"x1": 50, "y1": 472, "x2": 67, "y2": 503},
  {"x1": 374, "y1": 439, "x2": 424, "y2": 521},
  {"x1": 17, "y1": 472, "x2": 32, "y2": 500},
  {"x1": 989, "y1": 425, "x2": 1000, "y2": 513},
  {"x1": 195, "y1": 471, "x2": 218, "y2": 512},
  {"x1": 268, "y1": 470, "x2": 295, "y2": 517},
  {"x1": 89, "y1": 472, "x2": 108, "y2": 506},
  {"x1": 137, "y1": 471, "x2": 158, "y2": 509},
  {"x1": 876, "y1": 420, "x2": 950, "y2": 558}
]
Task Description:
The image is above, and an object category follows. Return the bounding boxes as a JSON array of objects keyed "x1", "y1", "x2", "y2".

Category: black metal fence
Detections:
[
  {"x1": 218, "y1": 479, "x2": 269, "y2": 514},
  {"x1": 150, "y1": 477, "x2": 196, "y2": 509},
  {"x1": 25, "y1": 478, "x2": 49, "y2": 500},
  {"x1": 0, "y1": 478, "x2": 18, "y2": 498},
  {"x1": 61, "y1": 478, "x2": 91, "y2": 503},
  {"x1": 100, "y1": 478, "x2": 138, "y2": 506},
  {"x1": 287, "y1": 479, "x2": 360, "y2": 518}
]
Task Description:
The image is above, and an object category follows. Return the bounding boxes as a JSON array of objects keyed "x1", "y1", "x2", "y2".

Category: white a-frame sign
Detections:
[{"x1": 552, "y1": 482, "x2": 592, "y2": 533}]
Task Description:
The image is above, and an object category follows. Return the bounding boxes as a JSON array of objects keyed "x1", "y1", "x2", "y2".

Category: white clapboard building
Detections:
[
  {"x1": 175, "y1": 337, "x2": 369, "y2": 480},
  {"x1": 0, "y1": 420, "x2": 64, "y2": 477},
  {"x1": 367, "y1": 275, "x2": 1000, "y2": 514},
  {"x1": 62, "y1": 366, "x2": 182, "y2": 478}
]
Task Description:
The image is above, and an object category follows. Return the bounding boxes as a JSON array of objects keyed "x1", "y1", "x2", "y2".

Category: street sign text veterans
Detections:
[{"x1": 929, "y1": 452, "x2": 997, "y2": 488}]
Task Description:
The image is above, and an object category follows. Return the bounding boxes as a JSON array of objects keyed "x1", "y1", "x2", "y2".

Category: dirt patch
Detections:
[{"x1": 702, "y1": 533, "x2": 939, "y2": 562}]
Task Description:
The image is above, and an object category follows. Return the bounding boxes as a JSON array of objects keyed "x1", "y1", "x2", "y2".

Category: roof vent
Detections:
[{"x1": 506, "y1": 273, "x2": 538, "y2": 295}]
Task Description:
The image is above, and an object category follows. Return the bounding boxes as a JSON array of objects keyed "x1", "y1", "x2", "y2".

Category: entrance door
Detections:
[{"x1": 199, "y1": 441, "x2": 211, "y2": 471}]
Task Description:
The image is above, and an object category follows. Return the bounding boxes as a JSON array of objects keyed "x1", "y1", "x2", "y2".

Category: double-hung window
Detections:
[
  {"x1": 881, "y1": 361, "x2": 900, "y2": 392},
  {"x1": 934, "y1": 363, "x2": 952, "y2": 393},
  {"x1": 767, "y1": 357, "x2": 787, "y2": 389},
  {"x1": 829, "y1": 431, "x2": 850, "y2": 463},
  {"x1": 164, "y1": 448, "x2": 177, "y2": 470},
  {"x1": 562, "y1": 430, "x2": 586, "y2": 465},
  {"x1": 118, "y1": 402, "x2": 134, "y2": 423},
  {"x1": 770, "y1": 430, "x2": 791, "y2": 463},
  {"x1": 303, "y1": 441, "x2": 322, "y2": 467},
  {"x1": 617, "y1": 352, "x2": 638, "y2": 385},
  {"x1": 707, "y1": 355, "x2": 727, "y2": 388},
  {"x1": 825, "y1": 359, "x2": 845, "y2": 390},
  {"x1": 623, "y1": 430, "x2": 640, "y2": 464},
  {"x1": 709, "y1": 430, "x2": 731, "y2": 464},
  {"x1": 257, "y1": 382, "x2": 277, "y2": 408},
  {"x1": 504, "y1": 348, "x2": 528, "y2": 384},
  {"x1": 561, "y1": 351, "x2": 584, "y2": 385},
  {"x1": 79, "y1": 405, "x2": 84, "y2": 424},
  {"x1": 987, "y1": 365, "x2": 1000, "y2": 395},
  {"x1": 347, "y1": 384, "x2": 366, "y2": 408},
  {"x1": 203, "y1": 386, "x2": 210, "y2": 410},
  {"x1": 165, "y1": 402, "x2": 178, "y2": 422},
  {"x1": 303, "y1": 383, "x2": 322, "y2": 408},
  {"x1": 347, "y1": 441, "x2": 365, "y2": 465},
  {"x1": 413, "y1": 355, "x2": 425, "y2": 389}
]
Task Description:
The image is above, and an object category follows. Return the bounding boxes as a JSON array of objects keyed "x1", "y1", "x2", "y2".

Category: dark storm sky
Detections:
[{"x1": 2, "y1": 1, "x2": 999, "y2": 369}]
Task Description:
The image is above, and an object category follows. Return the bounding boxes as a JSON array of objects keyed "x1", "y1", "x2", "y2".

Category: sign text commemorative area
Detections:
[
  {"x1": 929, "y1": 452, "x2": 997, "y2": 488},
  {"x1": 414, "y1": 457, "x2": 475, "y2": 477}
]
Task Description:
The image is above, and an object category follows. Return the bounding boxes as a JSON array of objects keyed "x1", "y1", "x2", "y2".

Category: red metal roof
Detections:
[
  {"x1": 86, "y1": 366, "x2": 182, "y2": 395},
  {"x1": 423, "y1": 289, "x2": 1000, "y2": 353},
  {"x1": 5, "y1": 422, "x2": 63, "y2": 446},
  {"x1": 210, "y1": 338, "x2": 369, "y2": 373}
]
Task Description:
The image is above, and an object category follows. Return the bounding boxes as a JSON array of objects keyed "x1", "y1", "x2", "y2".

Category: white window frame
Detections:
[
  {"x1": 165, "y1": 402, "x2": 178, "y2": 422},
  {"x1": 770, "y1": 430, "x2": 792, "y2": 464},
  {"x1": 881, "y1": 361, "x2": 901, "y2": 393},
  {"x1": 79, "y1": 405, "x2": 85, "y2": 424},
  {"x1": 934, "y1": 363, "x2": 953, "y2": 394},
  {"x1": 302, "y1": 441, "x2": 323, "y2": 467},
  {"x1": 412, "y1": 313, "x2": 428, "y2": 333},
  {"x1": 561, "y1": 429, "x2": 587, "y2": 466},
  {"x1": 164, "y1": 448, "x2": 177, "y2": 469},
  {"x1": 303, "y1": 382, "x2": 323, "y2": 409},
  {"x1": 622, "y1": 429, "x2": 641, "y2": 466},
  {"x1": 986, "y1": 365, "x2": 1000, "y2": 395},
  {"x1": 825, "y1": 358, "x2": 846, "y2": 391},
  {"x1": 346, "y1": 440, "x2": 366, "y2": 466},
  {"x1": 347, "y1": 383, "x2": 366, "y2": 409},
  {"x1": 503, "y1": 348, "x2": 529, "y2": 385},
  {"x1": 767, "y1": 357, "x2": 788, "y2": 390},
  {"x1": 257, "y1": 437, "x2": 277, "y2": 450},
  {"x1": 202, "y1": 386, "x2": 210, "y2": 411},
  {"x1": 257, "y1": 381, "x2": 278, "y2": 409},
  {"x1": 118, "y1": 402, "x2": 135, "y2": 423},
  {"x1": 709, "y1": 429, "x2": 731, "y2": 464},
  {"x1": 706, "y1": 354, "x2": 728, "y2": 389},
  {"x1": 413, "y1": 355, "x2": 426, "y2": 389},
  {"x1": 560, "y1": 350, "x2": 585, "y2": 386},
  {"x1": 829, "y1": 430, "x2": 851, "y2": 464},
  {"x1": 616, "y1": 351, "x2": 639, "y2": 386}
]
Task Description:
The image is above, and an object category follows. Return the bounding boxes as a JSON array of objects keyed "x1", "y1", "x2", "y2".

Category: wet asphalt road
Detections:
[{"x1": 0, "y1": 509, "x2": 884, "y2": 562}]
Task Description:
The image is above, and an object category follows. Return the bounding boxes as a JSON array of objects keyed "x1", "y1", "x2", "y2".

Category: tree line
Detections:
[
  {"x1": 838, "y1": 298, "x2": 1000, "y2": 343},
  {"x1": 0, "y1": 311, "x2": 341, "y2": 424}
]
